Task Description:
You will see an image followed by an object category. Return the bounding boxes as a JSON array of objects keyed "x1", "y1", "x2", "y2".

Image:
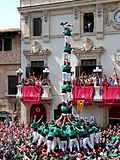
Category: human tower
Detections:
[{"x1": 60, "y1": 22, "x2": 73, "y2": 115}]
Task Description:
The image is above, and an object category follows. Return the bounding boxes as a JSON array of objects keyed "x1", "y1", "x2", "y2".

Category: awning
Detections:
[
  {"x1": 73, "y1": 86, "x2": 94, "y2": 106},
  {"x1": 22, "y1": 85, "x2": 42, "y2": 104},
  {"x1": 102, "y1": 87, "x2": 120, "y2": 107}
]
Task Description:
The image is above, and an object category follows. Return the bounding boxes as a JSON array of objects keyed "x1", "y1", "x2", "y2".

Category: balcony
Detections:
[
  {"x1": 16, "y1": 85, "x2": 102, "y2": 103},
  {"x1": 16, "y1": 85, "x2": 53, "y2": 101}
]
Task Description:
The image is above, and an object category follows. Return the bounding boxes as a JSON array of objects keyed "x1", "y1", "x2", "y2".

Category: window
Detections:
[
  {"x1": 84, "y1": 13, "x2": 94, "y2": 32},
  {"x1": 4, "y1": 38, "x2": 12, "y2": 51},
  {"x1": 0, "y1": 39, "x2": 2, "y2": 51},
  {"x1": 8, "y1": 76, "x2": 18, "y2": 95},
  {"x1": 33, "y1": 18, "x2": 42, "y2": 36}
]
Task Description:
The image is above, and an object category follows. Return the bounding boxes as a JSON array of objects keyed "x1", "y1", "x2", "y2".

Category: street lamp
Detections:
[
  {"x1": 16, "y1": 67, "x2": 23, "y2": 84},
  {"x1": 43, "y1": 67, "x2": 50, "y2": 79}
]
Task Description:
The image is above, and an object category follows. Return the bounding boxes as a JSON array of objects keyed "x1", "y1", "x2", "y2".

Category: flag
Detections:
[
  {"x1": 73, "y1": 86, "x2": 94, "y2": 106},
  {"x1": 77, "y1": 100, "x2": 84, "y2": 111},
  {"x1": 102, "y1": 86, "x2": 120, "y2": 107},
  {"x1": 22, "y1": 85, "x2": 42, "y2": 104}
]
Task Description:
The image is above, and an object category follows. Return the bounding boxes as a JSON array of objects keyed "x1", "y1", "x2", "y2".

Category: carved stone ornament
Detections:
[
  {"x1": 73, "y1": 38, "x2": 105, "y2": 53},
  {"x1": 43, "y1": 10, "x2": 48, "y2": 23},
  {"x1": 23, "y1": 41, "x2": 51, "y2": 60},
  {"x1": 73, "y1": 7, "x2": 79, "y2": 20},
  {"x1": 80, "y1": 38, "x2": 93, "y2": 52},
  {"x1": 115, "y1": 49, "x2": 120, "y2": 65},
  {"x1": 31, "y1": 41, "x2": 42, "y2": 54},
  {"x1": 104, "y1": 2, "x2": 120, "y2": 30},
  {"x1": 96, "y1": 3, "x2": 102, "y2": 17},
  {"x1": 24, "y1": 13, "x2": 29, "y2": 24}
]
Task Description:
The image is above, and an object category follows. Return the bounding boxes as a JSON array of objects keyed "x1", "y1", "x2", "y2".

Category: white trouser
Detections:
[
  {"x1": 37, "y1": 134, "x2": 45, "y2": 146},
  {"x1": 63, "y1": 52, "x2": 68, "y2": 61},
  {"x1": 70, "y1": 138, "x2": 80, "y2": 152},
  {"x1": 32, "y1": 132, "x2": 40, "y2": 143},
  {"x1": 61, "y1": 92, "x2": 68, "y2": 103},
  {"x1": 61, "y1": 140, "x2": 67, "y2": 152},
  {"x1": 64, "y1": 36, "x2": 72, "y2": 44},
  {"x1": 46, "y1": 139, "x2": 54, "y2": 152},
  {"x1": 83, "y1": 137, "x2": 93, "y2": 149},
  {"x1": 62, "y1": 72, "x2": 68, "y2": 82},
  {"x1": 67, "y1": 54, "x2": 71, "y2": 63},
  {"x1": 89, "y1": 133, "x2": 95, "y2": 148},
  {"x1": 94, "y1": 132, "x2": 100, "y2": 144},
  {"x1": 67, "y1": 73, "x2": 71, "y2": 82},
  {"x1": 67, "y1": 92, "x2": 71, "y2": 101},
  {"x1": 80, "y1": 138, "x2": 83, "y2": 148},
  {"x1": 54, "y1": 137, "x2": 61, "y2": 149}
]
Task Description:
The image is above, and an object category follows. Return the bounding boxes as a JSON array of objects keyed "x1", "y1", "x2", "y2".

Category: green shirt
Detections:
[
  {"x1": 61, "y1": 84, "x2": 68, "y2": 90},
  {"x1": 32, "y1": 121, "x2": 39, "y2": 129},
  {"x1": 39, "y1": 124, "x2": 45, "y2": 132},
  {"x1": 61, "y1": 64, "x2": 71, "y2": 72},
  {"x1": 61, "y1": 105, "x2": 69, "y2": 112},
  {"x1": 47, "y1": 131, "x2": 55, "y2": 138},
  {"x1": 67, "y1": 128, "x2": 76, "y2": 137},
  {"x1": 64, "y1": 45, "x2": 72, "y2": 52},
  {"x1": 63, "y1": 29, "x2": 71, "y2": 36}
]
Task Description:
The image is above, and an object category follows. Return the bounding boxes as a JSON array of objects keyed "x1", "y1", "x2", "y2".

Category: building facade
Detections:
[
  {"x1": 0, "y1": 28, "x2": 21, "y2": 121},
  {"x1": 18, "y1": 0, "x2": 120, "y2": 126}
]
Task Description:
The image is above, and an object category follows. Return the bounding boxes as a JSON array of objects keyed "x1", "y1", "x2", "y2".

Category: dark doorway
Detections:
[
  {"x1": 31, "y1": 61, "x2": 44, "y2": 78},
  {"x1": 81, "y1": 59, "x2": 96, "y2": 75},
  {"x1": 109, "y1": 107, "x2": 120, "y2": 126},
  {"x1": 32, "y1": 67, "x2": 43, "y2": 78}
]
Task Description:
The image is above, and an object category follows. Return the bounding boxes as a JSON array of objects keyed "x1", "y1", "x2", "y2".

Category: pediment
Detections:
[
  {"x1": 23, "y1": 41, "x2": 51, "y2": 59},
  {"x1": 72, "y1": 38, "x2": 105, "y2": 54}
]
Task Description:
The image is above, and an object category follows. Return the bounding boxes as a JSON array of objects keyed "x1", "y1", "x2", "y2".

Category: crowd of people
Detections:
[
  {"x1": 8, "y1": 21, "x2": 119, "y2": 160},
  {"x1": 19, "y1": 75, "x2": 51, "y2": 87},
  {"x1": 0, "y1": 115, "x2": 119, "y2": 160},
  {"x1": 72, "y1": 71, "x2": 119, "y2": 87}
]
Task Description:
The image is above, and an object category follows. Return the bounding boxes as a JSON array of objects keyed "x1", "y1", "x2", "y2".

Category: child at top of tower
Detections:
[{"x1": 60, "y1": 22, "x2": 73, "y2": 36}]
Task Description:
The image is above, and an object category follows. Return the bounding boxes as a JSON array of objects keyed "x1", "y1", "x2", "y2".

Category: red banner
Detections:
[
  {"x1": 102, "y1": 87, "x2": 120, "y2": 107},
  {"x1": 22, "y1": 86, "x2": 42, "y2": 104},
  {"x1": 73, "y1": 86, "x2": 94, "y2": 106}
]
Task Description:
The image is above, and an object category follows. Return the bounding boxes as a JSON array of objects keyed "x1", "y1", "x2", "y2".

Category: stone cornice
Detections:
[{"x1": 18, "y1": 0, "x2": 120, "y2": 13}]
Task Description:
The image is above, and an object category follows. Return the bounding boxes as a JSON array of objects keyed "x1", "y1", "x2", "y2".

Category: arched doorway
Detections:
[
  {"x1": 109, "y1": 107, "x2": 120, "y2": 126},
  {"x1": 30, "y1": 103, "x2": 47, "y2": 123}
]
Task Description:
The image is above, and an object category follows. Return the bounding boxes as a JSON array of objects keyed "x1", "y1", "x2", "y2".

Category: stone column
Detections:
[
  {"x1": 73, "y1": 6, "x2": 80, "y2": 41},
  {"x1": 43, "y1": 10, "x2": 50, "y2": 42},
  {"x1": 96, "y1": 3, "x2": 104, "y2": 39},
  {"x1": 81, "y1": 13, "x2": 84, "y2": 34},
  {"x1": 23, "y1": 13, "x2": 30, "y2": 43},
  {"x1": 20, "y1": 103, "x2": 30, "y2": 124}
]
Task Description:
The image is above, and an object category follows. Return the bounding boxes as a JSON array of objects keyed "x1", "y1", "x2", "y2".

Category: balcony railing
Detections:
[
  {"x1": 70, "y1": 86, "x2": 102, "y2": 102},
  {"x1": 16, "y1": 85, "x2": 53, "y2": 100},
  {"x1": 16, "y1": 85, "x2": 102, "y2": 102}
]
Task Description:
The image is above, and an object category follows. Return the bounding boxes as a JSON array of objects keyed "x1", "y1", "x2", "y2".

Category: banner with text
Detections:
[
  {"x1": 102, "y1": 86, "x2": 120, "y2": 107},
  {"x1": 73, "y1": 86, "x2": 94, "y2": 106},
  {"x1": 22, "y1": 86, "x2": 42, "y2": 104}
]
